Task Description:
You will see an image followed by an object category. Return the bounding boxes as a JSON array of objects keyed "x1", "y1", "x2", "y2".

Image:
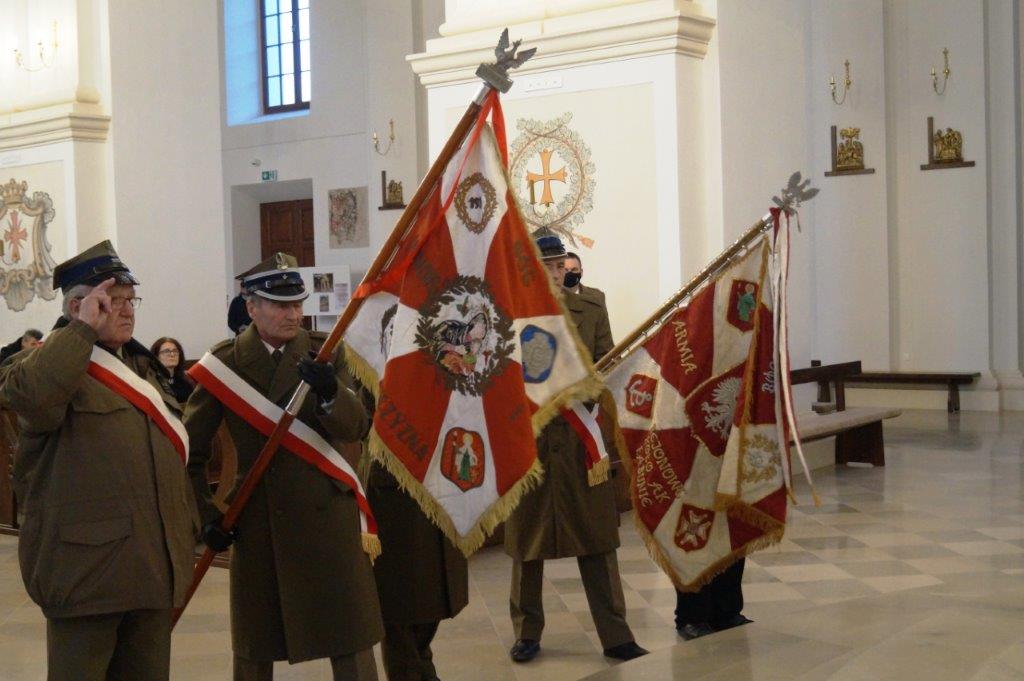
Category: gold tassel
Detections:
[
  {"x1": 587, "y1": 457, "x2": 610, "y2": 486},
  {"x1": 361, "y1": 532, "x2": 382, "y2": 563}
]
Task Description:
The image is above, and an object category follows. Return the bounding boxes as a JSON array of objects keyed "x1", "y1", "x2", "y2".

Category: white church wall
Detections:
[
  {"x1": 985, "y1": 0, "x2": 1024, "y2": 409},
  {"x1": 0, "y1": 0, "x2": 115, "y2": 338},
  {"x1": 107, "y1": 0, "x2": 227, "y2": 354},
  {"x1": 808, "y1": 1, "x2": 891, "y2": 372},
  {"x1": 715, "y1": 0, "x2": 817, "y2": 408},
  {"x1": 879, "y1": 0, "x2": 997, "y2": 410},
  {"x1": 717, "y1": 0, "x2": 1015, "y2": 412},
  {"x1": 219, "y1": 0, "x2": 426, "y2": 306}
]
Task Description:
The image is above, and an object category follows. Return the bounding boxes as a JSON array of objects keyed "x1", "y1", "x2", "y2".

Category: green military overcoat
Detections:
[
  {"x1": 184, "y1": 325, "x2": 384, "y2": 664},
  {"x1": 0, "y1": 320, "x2": 198, "y2": 618},
  {"x1": 367, "y1": 462, "x2": 469, "y2": 625},
  {"x1": 504, "y1": 288, "x2": 621, "y2": 561}
]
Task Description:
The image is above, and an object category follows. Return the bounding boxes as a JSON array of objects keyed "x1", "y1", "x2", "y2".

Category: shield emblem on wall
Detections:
[{"x1": 0, "y1": 179, "x2": 57, "y2": 312}]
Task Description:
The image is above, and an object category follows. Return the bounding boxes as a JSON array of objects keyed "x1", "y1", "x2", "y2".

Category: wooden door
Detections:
[{"x1": 260, "y1": 199, "x2": 315, "y2": 266}]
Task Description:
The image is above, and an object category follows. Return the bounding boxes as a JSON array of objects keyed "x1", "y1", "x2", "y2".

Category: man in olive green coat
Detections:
[
  {"x1": 367, "y1": 461, "x2": 468, "y2": 681},
  {"x1": 185, "y1": 254, "x2": 383, "y2": 680},
  {"x1": 504, "y1": 232, "x2": 647, "y2": 664},
  {"x1": 0, "y1": 242, "x2": 198, "y2": 680}
]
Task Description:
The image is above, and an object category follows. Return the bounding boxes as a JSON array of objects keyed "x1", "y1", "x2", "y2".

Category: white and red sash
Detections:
[
  {"x1": 188, "y1": 352, "x2": 380, "y2": 558},
  {"x1": 86, "y1": 347, "x2": 189, "y2": 465},
  {"x1": 562, "y1": 401, "x2": 611, "y2": 486}
]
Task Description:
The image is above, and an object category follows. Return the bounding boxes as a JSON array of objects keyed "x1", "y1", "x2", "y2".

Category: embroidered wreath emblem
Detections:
[
  {"x1": 509, "y1": 112, "x2": 596, "y2": 245},
  {"x1": 415, "y1": 275, "x2": 515, "y2": 396},
  {"x1": 454, "y1": 172, "x2": 498, "y2": 234}
]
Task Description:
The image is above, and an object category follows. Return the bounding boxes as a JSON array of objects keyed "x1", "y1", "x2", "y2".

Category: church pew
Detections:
[{"x1": 846, "y1": 371, "x2": 981, "y2": 413}]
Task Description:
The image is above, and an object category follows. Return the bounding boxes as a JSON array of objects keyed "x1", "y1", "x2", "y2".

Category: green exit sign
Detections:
[{"x1": 261, "y1": 170, "x2": 278, "y2": 182}]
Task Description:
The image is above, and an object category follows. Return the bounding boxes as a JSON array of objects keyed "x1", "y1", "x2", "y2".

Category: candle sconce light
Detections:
[
  {"x1": 829, "y1": 59, "x2": 852, "y2": 105},
  {"x1": 372, "y1": 120, "x2": 396, "y2": 157},
  {"x1": 931, "y1": 48, "x2": 951, "y2": 95},
  {"x1": 13, "y1": 21, "x2": 59, "y2": 73}
]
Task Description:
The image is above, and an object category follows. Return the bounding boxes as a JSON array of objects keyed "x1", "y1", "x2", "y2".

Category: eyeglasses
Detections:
[
  {"x1": 112, "y1": 296, "x2": 142, "y2": 310},
  {"x1": 73, "y1": 295, "x2": 143, "y2": 310},
  {"x1": 158, "y1": 348, "x2": 180, "y2": 356}
]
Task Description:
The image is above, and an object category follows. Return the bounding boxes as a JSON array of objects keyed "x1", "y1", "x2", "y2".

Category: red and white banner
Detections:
[
  {"x1": 87, "y1": 347, "x2": 189, "y2": 464},
  {"x1": 343, "y1": 91, "x2": 600, "y2": 555},
  {"x1": 605, "y1": 235, "x2": 790, "y2": 591},
  {"x1": 188, "y1": 352, "x2": 379, "y2": 557}
]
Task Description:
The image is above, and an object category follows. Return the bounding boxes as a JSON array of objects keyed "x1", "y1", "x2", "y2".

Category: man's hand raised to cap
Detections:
[{"x1": 78, "y1": 278, "x2": 116, "y2": 332}]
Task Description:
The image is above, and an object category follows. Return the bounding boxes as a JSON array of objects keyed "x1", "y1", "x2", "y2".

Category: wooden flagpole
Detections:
[
  {"x1": 172, "y1": 30, "x2": 536, "y2": 627},
  {"x1": 594, "y1": 172, "x2": 818, "y2": 375},
  {"x1": 594, "y1": 214, "x2": 774, "y2": 374}
]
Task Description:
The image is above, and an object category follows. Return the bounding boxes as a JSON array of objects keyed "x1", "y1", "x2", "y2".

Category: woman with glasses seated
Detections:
[{"x1": 150, "y1": 336, "x2": 195, "y2": 403}]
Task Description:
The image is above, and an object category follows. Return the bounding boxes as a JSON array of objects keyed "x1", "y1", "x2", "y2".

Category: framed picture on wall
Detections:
[
  {"x1": 298, "y1": 265, "x2": 351, "y2": 317},
  {"x1": 328, "y1": 187, "x2": 369, "y2": 249}
]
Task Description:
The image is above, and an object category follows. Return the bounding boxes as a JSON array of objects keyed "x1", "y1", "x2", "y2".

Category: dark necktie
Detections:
[{"x1": 271, "y1": 349, "x2": 283, "y2": 365}]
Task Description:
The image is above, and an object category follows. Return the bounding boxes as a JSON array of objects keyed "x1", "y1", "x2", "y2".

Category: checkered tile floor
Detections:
[{"x1": 1, "y1": 409, "x2": 1022, "y2": 680}]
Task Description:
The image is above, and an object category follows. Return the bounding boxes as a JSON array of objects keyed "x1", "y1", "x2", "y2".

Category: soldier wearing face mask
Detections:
[{"x1": 563, "y1": 251, "x2": 607, "y2": 310}]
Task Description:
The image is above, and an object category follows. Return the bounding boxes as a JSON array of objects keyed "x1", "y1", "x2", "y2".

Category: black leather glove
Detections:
[
  {"x1": 201, "y1": 515, "x2": 237, "y2": 552},
  {"x1": 297, "y1": 351, "x2": 338, "y2": 402}
]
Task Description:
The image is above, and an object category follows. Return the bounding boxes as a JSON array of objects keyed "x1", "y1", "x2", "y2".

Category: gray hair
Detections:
[{"x1": 62, "y1": 284, "x2": 93, "y2": 319}]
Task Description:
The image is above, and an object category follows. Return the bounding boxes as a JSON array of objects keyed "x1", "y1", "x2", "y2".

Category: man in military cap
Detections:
[
  {"x1": 184, "y1": 253, "x2": 383, "y2": 680},
  {"x1": 504, "y1": 231, "x2": 647, "y2": 664},
  {"x1": 0, "y1": 240, "x2": 199, "y2": 680}
]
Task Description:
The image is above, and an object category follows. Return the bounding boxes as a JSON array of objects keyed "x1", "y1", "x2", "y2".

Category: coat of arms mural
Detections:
[
  {"x1": 1, "y1": 179, "x2": 57, "y2": 311},
  {"x1": 509, "y1": 112, "x2": 596, "y2": 245}
]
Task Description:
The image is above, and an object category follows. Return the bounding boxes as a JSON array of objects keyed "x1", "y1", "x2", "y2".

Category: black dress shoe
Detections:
[
  {"x1": 677, "y1": 622, "x2": 716, "y2": 640},
  {"x1": 711, "y1": 614, "x2": 753, "y2": 631},
  {"x1": 603, "y1": 641, "x2": 649, "y2": 661},
  {"x1": 509, "y1": 638, "x2": 540, "y2": 662}
]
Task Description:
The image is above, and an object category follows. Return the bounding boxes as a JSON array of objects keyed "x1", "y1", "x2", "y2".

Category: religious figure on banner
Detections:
[{"x1": 0, "y1": 179, "x2": 57, "y2": 312}]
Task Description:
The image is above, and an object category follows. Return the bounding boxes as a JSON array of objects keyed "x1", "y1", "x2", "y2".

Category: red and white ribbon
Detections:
[
  {"x1": 188, "y1": 352, "x2": 378, "y2": 542},
  {"x1": 86, "y1": 346, "x2": 189, "y2": 464},
  {"x1": 562, "y1": 401, "x2": 610, "y2": 481}
]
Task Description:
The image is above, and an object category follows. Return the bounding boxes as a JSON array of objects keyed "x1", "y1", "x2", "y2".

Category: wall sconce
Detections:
[
  {"x1": 372, "y1": 120, "x2": 396, "y2": 156},
  {"x1": 931, "y1": 48, "x2": 950, "y2": 95},
  {"x1": 829, "y1": 59, "x2": 852, "y2": 105},
  {"x1": 13, "y1": 21, "x2": 59, "y2": 73}
]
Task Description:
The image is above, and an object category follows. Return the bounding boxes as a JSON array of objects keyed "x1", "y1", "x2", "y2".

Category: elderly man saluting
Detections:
[{"x1": 0, "y1": 241, "x2": 198, "y2": 680}]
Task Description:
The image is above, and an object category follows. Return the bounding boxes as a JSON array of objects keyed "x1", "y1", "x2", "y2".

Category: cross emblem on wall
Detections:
[{"x1": 526, "y1": 148, "x2": 566, "y2": 206}]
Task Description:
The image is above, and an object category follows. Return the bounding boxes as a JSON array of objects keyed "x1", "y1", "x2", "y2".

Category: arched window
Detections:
[{"x1": 260, "y1": 0, "x2": 311, "y2": 113}]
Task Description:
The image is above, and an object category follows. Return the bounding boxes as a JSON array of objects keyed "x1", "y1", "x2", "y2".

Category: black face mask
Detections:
[{"x1": 563, "y1": 271, "x2": 582, "y2": 289}]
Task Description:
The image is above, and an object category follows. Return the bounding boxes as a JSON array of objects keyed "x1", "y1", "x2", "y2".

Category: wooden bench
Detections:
[
  {"x1": 790, "y1": 361, "x2": 899, "y2": 466},
  {"x1": 795, "y1": 406, "x2": 901, "y2": 467},
  {"x1": 790, "y1": 360, "x2": 862, "y2": 411},
  {"x1": 846, "y1": 371, "x2": 981, "y2": 413}
]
